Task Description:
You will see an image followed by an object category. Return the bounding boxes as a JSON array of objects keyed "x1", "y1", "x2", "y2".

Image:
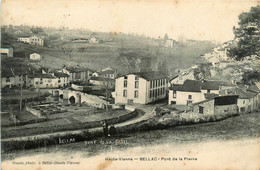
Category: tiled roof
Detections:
[
  {"x1": 101, "y1": 70, "x2": 116, "y2": 74},
  {"x1": 169, "y1": 84, "x2": 183, "y2": 91},
  {"x1": 170, "y1": 80, "x2": 202, "y2": 92},
  {"x1": 204, "y1": 93, "x2": 219, "y2": 100},
  {"x1": 219, "y1": 87, "x2": 256, "y2": 99},
  {"x1": 90, "y1": 77, "x2": 114, "y2": 82},
  {"x1": 32, "y1": 74, "x2": 56, "y2": 79},
  {"x1": 1, "y1": 68, "x2": 15, "y2": 77},
  {"x1": 248, "y1": 83, "x2": 260, "y2": 93},
  {"x1": 65, "y1": 67, "x2": 87, "y2": 73},
  {"x1": 119, "y1": 71, "x2": 167, "y2": 81},
  {"x1": 201, "y1": 80, "x2": 234, "y2": 90},
  {"x1": 54, "y1": 72, "x2": 69, "y2": 77}
]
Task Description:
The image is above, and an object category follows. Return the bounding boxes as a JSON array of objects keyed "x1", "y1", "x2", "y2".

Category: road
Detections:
[
  {"x1": 1, "y1": 105, "x2": 156, "y2": 142},
  {"x1": 2, "y1": 112, "x2": 260, "y2": 170}
]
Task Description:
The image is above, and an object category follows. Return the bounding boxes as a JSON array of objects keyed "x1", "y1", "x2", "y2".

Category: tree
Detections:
[
  {"x1": 241, "y1": 70, "x2": 260, "y2": 84},
  {"x1": 228, "y1": 6, "x2": 260, "y2": 60},
  {"x1": 157, "y1": 59, "x2": 169, "y2": 76}
]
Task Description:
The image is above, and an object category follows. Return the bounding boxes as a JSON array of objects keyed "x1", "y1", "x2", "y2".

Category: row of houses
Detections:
[
  {"x1": 112, "y1": 71, "x2": 260, "y2": 114},
  {"x1": 17, "y1": 36, "x2": 44, "y2": 46},
  {"x1": 1, "y1": 67, "x2": 70, "y2": 89},
  {"x1": 1, "y1": 65, "x2": 118, "y2": 89}
]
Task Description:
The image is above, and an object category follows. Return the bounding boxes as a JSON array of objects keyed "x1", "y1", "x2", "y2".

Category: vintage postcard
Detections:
[{"x1": 1, "y1": 0, "x2": 260, "y2": 169}]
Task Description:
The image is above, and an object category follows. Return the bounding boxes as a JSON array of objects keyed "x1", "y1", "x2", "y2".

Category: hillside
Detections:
[{"x1": 1, "y1": 25, "x2": 217, "y2": 75}]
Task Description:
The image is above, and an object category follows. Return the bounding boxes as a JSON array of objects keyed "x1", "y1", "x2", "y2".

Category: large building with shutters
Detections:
[{"x1": 114, "y1": 72, "x2": 168, "y2": 104}]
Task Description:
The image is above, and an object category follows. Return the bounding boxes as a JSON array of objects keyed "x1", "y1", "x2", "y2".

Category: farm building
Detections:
[
  {"x1": 0, "y1": 45, "x2": 13, "y2": 57},
  {"x1": 30, "y1": 53, "x2": 41, "y2": 60},
  {"x1": 191, "y1": 95, "x2": 239, "y2": 115}
]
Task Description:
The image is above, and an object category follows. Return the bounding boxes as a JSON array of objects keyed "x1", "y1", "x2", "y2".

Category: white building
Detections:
[
  {"x1": 89, "y1": 36, "x2": 99, "y2": 44},
  {"x1": 165, "y1": 39, "x2": 175, "y2": 47},
  {"x1": 18, "y1": 36, "x2": 44, "y2": 46},
  {"x1": 101, "y1": 67, "x2": 117, "y2": 79},
  {"x1": 169, "y1": 80, "x2": 205, "y2": 105},
  {"x1": 168, "y1": 80, "x2": 235, "y2": 105},
  {"x1": 1, "y1": 68, "x2": 26, "y2": 88},
  {"x1": 89, "y1": 77, "x2": 115, "y2": 89},
  {"x1": 51, "y1": 71, "x2": 70, "y2": 88},
  {"x1": 28, "y1": 74, "x2": 57, "y2": 88},
  {"x1": 114, "y1": 72, "x2": 168, "y2": 104},
  {"x1": 220, "y1": 87, "x2": 258, "y2": 113},
  {"x1": 30, "y1": 53, "x2": 41, "y2": 60},
  {"x1": 0, "y1": 46, "x2": 13, "y2": 57}
]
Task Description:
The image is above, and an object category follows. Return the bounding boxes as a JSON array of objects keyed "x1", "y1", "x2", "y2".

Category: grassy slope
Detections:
[{"x1": 2, "y1": 26, "x2": 217, "y2": 75}]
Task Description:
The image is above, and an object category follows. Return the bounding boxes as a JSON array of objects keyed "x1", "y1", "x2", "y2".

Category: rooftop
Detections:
[
  {"x1": 90, "y1": 77, "x2": 114, "y2": 81},
  {"x1": 170, "y1": 79, "x2": 235, "y2": 92},
  {"x1": 118, "y1": 71, "x2": 168, "y2": 81},
  {"x1": 219, "y1": 87, "x2": 256, "y2": 99}
]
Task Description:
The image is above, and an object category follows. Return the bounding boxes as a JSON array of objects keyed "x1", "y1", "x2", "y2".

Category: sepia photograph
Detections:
[{"x1": 1, "y1": 0, "x2": 260, "y2": 169}]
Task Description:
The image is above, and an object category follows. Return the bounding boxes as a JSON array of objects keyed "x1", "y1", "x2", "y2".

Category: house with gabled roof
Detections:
[
  {"x1": 0, "y1": 45, "x2": 13, "y2": 57},
  {"x1": 219, "y1": 87, "x2": 258, "y2": 113},
  {"x1": 1, "y1": 68, "x2": 27, "y2": 88},
  {"x1": 168, "y1": 79, "x2": 235, "y2": 105},
  {"x1": 114, "y1": 71, "x2": 168, "y2": 104},
  {"x1": 89, "y1": 77, "x2": 115, "y2": 89},
  {"x1": 168, "y1": 80, "x2": 205, "y2": 105}
]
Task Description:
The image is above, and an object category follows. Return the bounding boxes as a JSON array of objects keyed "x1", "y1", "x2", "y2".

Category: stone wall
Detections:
[
  {"x1": 193, "y1": 99, "x2": 215, "y2": 115},
  {"x1": 215, "y1": 104, "x2": 238, "y2": 114}
]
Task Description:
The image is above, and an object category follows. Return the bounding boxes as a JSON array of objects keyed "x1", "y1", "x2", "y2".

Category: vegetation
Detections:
[
  {"x1": 241, "y1": 70, "x2": 260, "y2": 84},
  {"x1": 228, "y1": 6, "x2": 260, "y2": 60}
]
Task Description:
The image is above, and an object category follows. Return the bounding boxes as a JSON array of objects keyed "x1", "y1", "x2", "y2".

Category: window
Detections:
[
  {"x1": 243, "y1": 100, "x2": 245, "y2": 104},
  {"x1": 35, "y1": 82, "x2": 39, "y2": 84},
  {"x1": 135, "y1": 81, "x2": 139, "y2": 88},
  {"x1": 123, "y1": 90, "x2": 127, "y2": 97},
  {"x1": 124, "y1": 80, "x2": 127, "y2": 88},
  {"x1": 153, "y1": 90, "x2": 155, "y2": 97},
  {"x1": 134, "y1": 90, "x2": 138, "y2": 98},
  {"x1": 150, "y1": 81, "x2": 152, "y2": 88},
  {"x1": 124, "y1": 76, "x2": 127, "y2": 79},
  {"x1": 187, "y1": 101, "x2": 192, "y2": 106},
  {"x1": 58, "y1": 80, "x2": 61, "y2": 83},
  {"x1": 135, "y1": 77, "x2": 139, "y2": 80},
  {"x1": 171, "y1": 101, "x2": 176, "y2": 105},
  {"x1": 173, "y1": 91, "x2": 176, "y2": 98},
  {"x1": 207, "y1": 89, "x2": 210, "y2": 93},
  {"x1": 240, "y1": 107, "x2": 245, "y2": 112},
  {"x1": 6, "y1": 77, "x2": 10, "y2": 82},
  {"x1": 188, "y1": 95, "x2": 192, "y2": 99},
  {"x1": 199, "y1": 106, "x2": 204, "y2": 114},
  {"x1": 150, "y1": 90, "x2": 152, "y2": 98},
  {"x1": 153, "y1": 80, "x2": 155, "y2": 88}
]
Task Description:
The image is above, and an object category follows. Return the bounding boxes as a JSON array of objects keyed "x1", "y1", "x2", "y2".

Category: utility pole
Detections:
[{"x1": 106, "y1": 77, "x2": 108, "y2": 114}]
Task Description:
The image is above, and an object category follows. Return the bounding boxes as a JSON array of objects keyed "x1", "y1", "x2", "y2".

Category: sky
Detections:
[{"x1": 1, "y1": 0, "x2": 259, "y2": 42}]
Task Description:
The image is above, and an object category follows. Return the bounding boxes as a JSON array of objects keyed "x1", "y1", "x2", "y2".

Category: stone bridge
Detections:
[{"x1": 50, "y1": 89, "x2": 107, "y2": 108}]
